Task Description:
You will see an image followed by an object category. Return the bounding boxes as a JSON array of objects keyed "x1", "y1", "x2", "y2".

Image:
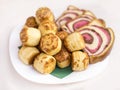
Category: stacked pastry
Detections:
[
  {"x1": 18, "y1": 5, "x2": 115, "y2": 75},
  {"x1": 56, "y1": 5, "x2": 115, "y2": 64}
]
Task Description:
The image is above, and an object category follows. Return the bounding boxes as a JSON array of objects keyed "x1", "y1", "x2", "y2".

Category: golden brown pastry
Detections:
[
  {"x1": 33, "y1": 53, "x2": 56, "y2": 74},
  {"x1": 18, "y1": 46, "x2": 40, "y2": 65},
  {"x1": 54, "y1": 46, "x2": 71, "y2": 68},
  {"x1": 35, "y1": 7, "x2": 54, "y2": 24},
  {"x1": 72, "y1": 51, "x2": 89, "y2": 71},
  {"x1": 25, "y1": 16, "x2": 38, "y2": 28},
  {"x1": 64, "y1": 32, "x2": 85, "y2": 52},
  {"x1": 40, "y1": 33, "x2": 62, "y2": 55},
  {"x1": 38, "y1": 20, "x2": 58, "y2": 36},
  {"x1": 56, "y1": 31, "x2": 69, "y2": 40},
  {"x1": 20, "y1": 27, "x2": 41, "y2": 46}
]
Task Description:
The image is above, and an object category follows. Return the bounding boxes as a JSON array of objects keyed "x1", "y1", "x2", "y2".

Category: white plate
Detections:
[{"x1": 9, "y1": 24, "x2": 109, "y2": 84}]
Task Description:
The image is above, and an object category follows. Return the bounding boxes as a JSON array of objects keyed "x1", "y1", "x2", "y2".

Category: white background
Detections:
[{"x1": 0, "y1": 0, "x2": 120, "y2": 90}]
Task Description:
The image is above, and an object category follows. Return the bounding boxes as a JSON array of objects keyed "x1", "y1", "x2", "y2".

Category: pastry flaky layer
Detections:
[
  {"x1": 18, "y1": 46, "x2": 40, "y2": 65},
  {"x1": 33, "y1": 53, "x2": 56, "y2": 74},
  {"x1": 40, "y1": 33, "x2": 62, "y2": 55},
  {"x1": 20, "y1": 27, "x2": 41, "y2": 46}
]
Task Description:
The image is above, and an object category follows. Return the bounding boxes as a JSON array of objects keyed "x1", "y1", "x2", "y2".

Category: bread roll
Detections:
[
  {"x1": 40, "y1": 33, "x2": 62, "y2": 55},
  {"x1": 20, "y1": 27, "x2": 41, "y2": 46},
  {"x1": 33, "y1": 53, "x2": 56, "y2": 74},
  {"x1": 72, "y1": 51, "x2": 89, "y2": 71},
  {"x1": 18, "y1": 46, "x2": 40, "y2": 65},
  {"x1": 35, "y1": 7, "x2": 54, "y2": 24},
  {"x1": 64, "y1": 32, "x2": 85, "y2": 52},
  {"x1": 38, "y1": 20, "x2": 57, "y2": 36},
  {"x1": 54, "y1": 46, "x2": 71, "y2": 68}
]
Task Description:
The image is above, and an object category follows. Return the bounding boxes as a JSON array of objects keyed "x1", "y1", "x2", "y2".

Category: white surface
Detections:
[
  {"x1": 1, "y1": 0, "x2": 120, "y2": 90},
  {"x1": 9, "y1": 25, "x2": 109, "y2": 84}
]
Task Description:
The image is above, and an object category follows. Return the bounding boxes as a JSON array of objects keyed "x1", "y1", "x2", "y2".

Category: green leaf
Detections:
[{"x1": 51, "y1": 66, "x2": 73, "y2": 79}]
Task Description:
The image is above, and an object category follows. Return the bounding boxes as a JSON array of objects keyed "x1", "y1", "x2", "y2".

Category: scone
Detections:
[
  {"x1": 64, "y1": 32, "x2": 85, "y2": 52},
  {"x1": 38, "y1": 20, "x2": 58, "y2": 36},
  {"x1": 56, "y1": 31, "x2": 69, "y2": 40},
  {"x1": 33, "y1": 53, "x2": 56, "y2": 74},
  {"x1": 25, "y1": 16, "x2": 38, "y2": 28},
  {"x1": 40, "y1": 33, "x2": 62, "y2": 55},
  {"x1": 18, "y1": 46, "x2": 40, "y2": 65},
  {"x1": 72, "y1": 51, "x2": 89, "y2": 71},
  {"x1": 78, "y1": 25, "x2": 115, "y2": 63},
  {"x1": 20, "y1": 27, "x2": 41, "y2": 46},
  {"x1": 35, "y1": 7, "x2": 54, "y2": 24},
  {"x1": 54, "y1": 46, "x2": 71, "y2": 68}
]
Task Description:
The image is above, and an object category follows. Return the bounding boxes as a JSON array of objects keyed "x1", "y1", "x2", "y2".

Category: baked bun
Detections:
[
  {"x1": 18, "y1": 46, "x2": 40, "y2": 65},
  {"x1": 20, "y1": 27, "x2": 41, "y2": 46},
  {"x1": 40, "y1": 33, "x2": 62, "y2": 55},
  {"x1": 78, "y1": 26, "x2": 115, "y2": 63},
  {"x1": 72, "y1": 51, "x2": 89, "y2": 71},
  {"x1": 54, "y1": 46, "x2": 71, "y2": 68},
  {"x1": 38, "y1": 20, "x2": 57, "y2": 36},
  {"x1": 35, "y1": 7, "x2": 54, "y2": 24},
  {"x1": 56, "y1": 31, "x2": 69, "y2": 40},
  {"x1": 25, "y1": 16, "x2": 38, "y2": 28},
  {"x1": 64, "y1": 32, "x2": 85, "y2": 52},
  {"x1": 33, "y1": 53, "x2": 56, "y2": 74}
]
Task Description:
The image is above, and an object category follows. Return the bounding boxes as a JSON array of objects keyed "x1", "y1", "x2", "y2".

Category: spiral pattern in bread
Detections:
[
  {"x1": 33, "y1": 53, "x2": 56, "y2": 74},
  {"x1": 38, "y1": 20, "x2": 57, "y2": 36},
  {"x1": 40, "y1": 33, "x2": 62, "y2": 55},
  {"x1": 20, "y1": 27, "x2": 41, "y2": 46},
  {"x1": 18, "y1": 46, "x2": 40, "y2": 65}
]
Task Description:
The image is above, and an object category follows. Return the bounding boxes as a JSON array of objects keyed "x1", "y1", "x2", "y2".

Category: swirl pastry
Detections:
[
  {"x1": 40, "y1": 33, "x2": 62, "y2": 55},
  {"x1": 72, "y1": 51, "x2": 89, "y2": 71},
  {"x1": 64, "y1": 32, "x2": 85, "y2": 52},
  {"x1": 33, "y1": 53, "x2": 56, "y2": 74},
  {"x1": 18, "y1": 46, "x2": 40, "y2": 65},
  {"x1": 20, "y1": 27, "x2": 41, "y2": 46},
  {"x1": 56, "y1": 31, "x2": 69, "y2": 40},
  {"x1": 78, "y1": 25, "x2": 115, "y2": 63},
  {"x1": 54, "y1": 46, "x2": 71, "y2": 68},
  {"x1": 25, "y1": 16, "x2": 38, "y2": 28},
  {"x1": 38, "y1": 20, "x2": 58, "y2": 36},
  {"x1": 35, "y1": 7, "x2": 54, "y2": 24}
]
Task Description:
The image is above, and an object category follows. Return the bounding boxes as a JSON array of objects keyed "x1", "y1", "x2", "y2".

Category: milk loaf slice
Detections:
[{"x1": 78, "y1": 25, "x2": 115, "y2": 63}]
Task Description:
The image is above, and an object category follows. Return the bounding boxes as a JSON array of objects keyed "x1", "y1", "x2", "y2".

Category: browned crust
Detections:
[
  {"x1": 56, "y1": 31, "x2": 69, "y2": 40},
  {"x1": 89, "y1": 28, "x2": 115, "y2": 64}
]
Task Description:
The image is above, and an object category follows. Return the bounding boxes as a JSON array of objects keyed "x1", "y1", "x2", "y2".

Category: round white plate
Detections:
[{"x1": 9, "y1": 24, "x2": 109, "y2": 84}]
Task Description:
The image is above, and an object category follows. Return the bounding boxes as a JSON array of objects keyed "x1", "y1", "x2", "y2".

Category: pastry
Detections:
[
  {"x1": 35, "y1": 7, "x2": 54, "y2": 24},
  {"x1": 40, "y1": 33, "x2": 62, "y2": 55},
  {"x1": 56, "y1": 31, "x2": 69, "y2": 40},
  {"x1": 20, "y1": 27, "x2": 41, "y2": 46},
  {"x1": 38, "y1": 20, "x2": 58, "y2": 36},
  {"x1": 18, "y1": 46, "x2": 40, "y2": 65},
  {"x1": 78, "y1": 25, "x2": 115, "y2": 63},
  {"x1": 33, "y1": 53, "x2": 56, "y2": 74},
  {"x1": 54, "y1": 46, "x2": 71, "y2": 68},
  {"x1": 72, "y1": 51, "x2": 89, "y2": 71},
  {"x1": 25, "y1": 16, "x2": 38, "y2": 28},
  {"x1": 64, "y1": 32, "x2": 85, "y2": 52}
]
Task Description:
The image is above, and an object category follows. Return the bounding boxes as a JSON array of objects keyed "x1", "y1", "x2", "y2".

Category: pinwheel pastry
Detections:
[
  {"x1": 72, "y1": 51, "x2": 89, "y2": 71},
  {"x1": 56, "y1": 5, "x2": 96, "y2": 30},
  {"x1": 20, "y1": 27, "x2": 41, "y2": 46},
  {"x1": 38, "y1": 20, "x2": 58, "y2": 36},
  {"x1": 33, "y1": 53, "x2": 56, "y2": 74},
  {"x1": 64, "y1": 32, "x2": 85, "y2": 52},
  {"x1": 40, "y1": 33, "x2": 62, "y2": 55},
  {"x1": 18, "y1": 46, "x2": 40, "y2": 65},
  {"x1": 35, "y1": 7, "x2": 55, "y2": 24},
  {"x1": 56, "y1": 31, "x2": 69, "y2": 40},
  {"x1": 77, "y1": 25, "x2": 115, "y2": 63},
  {"x1": 25, "y1": 16, "x2": 38, "y2": 28},
  {"x1": 54, "y1": 46, "x2": 71, "y2": 68}
]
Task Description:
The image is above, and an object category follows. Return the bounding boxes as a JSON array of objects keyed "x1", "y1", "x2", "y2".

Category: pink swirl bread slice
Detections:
[{"x1": 78, "y1": 25, "x2": 115, "y2": 63}]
